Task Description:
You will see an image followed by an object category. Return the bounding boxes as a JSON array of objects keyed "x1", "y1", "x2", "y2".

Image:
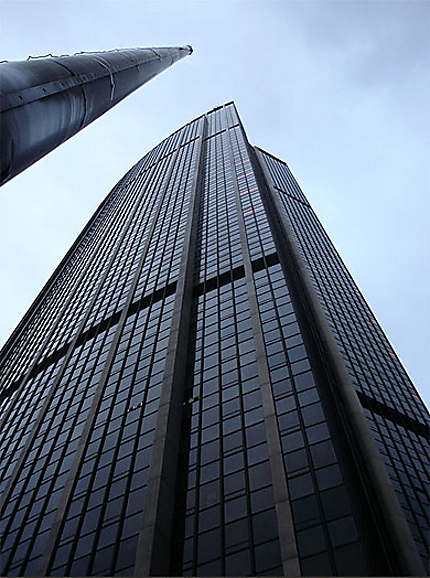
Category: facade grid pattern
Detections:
[
  {"x1": 257, "y1": 149, "x2": 429, "y2": 566},
  {"x1": 0, "y1": 102, "x2": 428, "y2": 577}
]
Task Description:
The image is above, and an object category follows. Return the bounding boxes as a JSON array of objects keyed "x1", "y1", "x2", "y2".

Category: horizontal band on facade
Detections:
[
  {"x1": 274, "y1": 185, "x2": 311, "y2": 208},
  {"x1": 2, "y1": 253, "x2": 283, "y2": 403},
  {"x1": 0, "y1": 281, "x2": 178, "y2": 403},
  {"x1": 358, "y1": 391, "x2": 430, "y2": 439},
  {"x1": 193, "y1": 252, "x2": 280, "y2": 296}
]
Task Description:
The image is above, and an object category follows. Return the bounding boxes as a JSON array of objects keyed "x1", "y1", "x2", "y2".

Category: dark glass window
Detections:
[
  {"x1": 248, "y1": 461, "x2": 271, "y2": 491},
  {"x1": 320, "y1": 486, "x2": 352, "y2": 520},
  {"x1": 327, "y1": 515, "x2": 358, "y2": 547},
  {"x1": 296, "y1": 524, "x2": 326, "y2": 557},
  {"x1": 254, "y1": 539, "x2": 282, "y2": 573},
  {"x1": 197, "y1": 528, "x2": 222, "y2": 564},
  {"x1": 225, "y1": 549, "x2": 251, "y2": 575},
  {"x1": 288, "y1": 472, "x2": 314, "y2": 500},
  {"x1": 252, "y1": 508, "x2": 279, "y2": 544}
]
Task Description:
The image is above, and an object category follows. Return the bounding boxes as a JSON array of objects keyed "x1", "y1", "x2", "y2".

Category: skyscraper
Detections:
[{"x1": 0, "y1": 102, "x2": 428, "y2": 576}]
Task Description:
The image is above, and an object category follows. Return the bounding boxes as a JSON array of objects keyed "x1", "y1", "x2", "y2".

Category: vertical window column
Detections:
[
  {"x1": 224, "y1": 106, "x2": 300, "y2": 577},
  {"x1": 254, "y1": 146, "x2": 425, "y2": 576},
  {"x1": 39, "y1": 122, "x2": 192, "y2": 577},
  {"x1": 134, "y1": 116, "x2": 207, "y2": 576}
]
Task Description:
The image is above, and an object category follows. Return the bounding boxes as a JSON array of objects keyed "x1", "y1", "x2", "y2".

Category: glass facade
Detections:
[
  {"x1": 256, "y1": 147, "x2": 430, "y2": 572},
  {"x1": 0, "y1": 102, "x2": 428, "y2": 576}
]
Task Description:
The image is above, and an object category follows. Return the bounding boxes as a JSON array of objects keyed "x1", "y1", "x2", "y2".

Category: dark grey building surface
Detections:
[{"x1": 0, "y1": 102, "x2": 428, "y2": 576}]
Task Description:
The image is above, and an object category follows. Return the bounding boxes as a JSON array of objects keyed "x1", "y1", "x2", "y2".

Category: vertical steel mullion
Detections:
[
  {"x1": 254, "y1": 146, "x2": 425, "y2": 576},
  {"x1": 38, "y1": 132, "x2": 189, "y2": 576},
  {"x1": 224, "y1": 107, "x2": 301, "y2": 576},
  {"x1": 134, "y1": 116, "x2": 206, "y2": 576}
]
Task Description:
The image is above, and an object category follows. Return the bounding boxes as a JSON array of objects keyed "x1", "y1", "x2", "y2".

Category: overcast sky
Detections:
[{"x1": 1, "y1": 0, "x2": 429, "y2": 407}]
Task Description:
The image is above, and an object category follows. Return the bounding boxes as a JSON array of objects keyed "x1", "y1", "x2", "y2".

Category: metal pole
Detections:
[{"x1": 0, "y1": 45, "x2": 192, "y2": 186}]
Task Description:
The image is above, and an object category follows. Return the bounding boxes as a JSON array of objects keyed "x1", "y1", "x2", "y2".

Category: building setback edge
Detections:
[{"x1": 253, "y1": 146, "x2": 425, "y2": 577}]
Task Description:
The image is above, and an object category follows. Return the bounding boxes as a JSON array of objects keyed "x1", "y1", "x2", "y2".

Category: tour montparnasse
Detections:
[{"x1": 0, "y1": 47, "x2": 428, "y2": 578}]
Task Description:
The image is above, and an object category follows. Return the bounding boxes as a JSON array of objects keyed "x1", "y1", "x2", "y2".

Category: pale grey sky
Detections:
[{"x1": 1, "y1": 0, "x2": 429, "y2": 407}]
